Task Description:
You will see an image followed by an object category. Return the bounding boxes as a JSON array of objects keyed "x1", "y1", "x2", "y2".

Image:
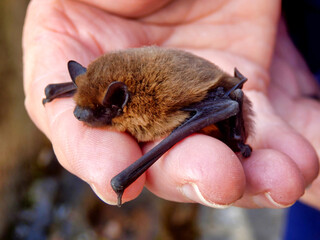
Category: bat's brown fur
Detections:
[{"x1": 73, "y1": 46, "x2": 252, "y2": 142}]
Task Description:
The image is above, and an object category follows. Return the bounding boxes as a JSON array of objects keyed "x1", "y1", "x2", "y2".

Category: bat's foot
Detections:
[{"x1": 238, "y1": 143, "x2": 252, "y2": 158}]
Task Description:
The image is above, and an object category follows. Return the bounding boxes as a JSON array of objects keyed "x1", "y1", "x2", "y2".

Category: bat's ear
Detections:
[
  {"x1": 102, "y1": 81, "x2": 129, "y2": 109},
  {"x1": 68, "y1": 60, "x2": 87, "y2": 84}
]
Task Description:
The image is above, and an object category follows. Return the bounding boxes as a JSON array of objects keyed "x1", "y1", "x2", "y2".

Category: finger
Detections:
[
  {"x1": 237, "y1": 91, "x2": 317, "y2": 208},
  {"x1": 23, "y1": 40, "x2": 146, "y2": 205},
  {"x1": 45, "y1": 98, "x2": 144, "y2": 205},
  {"x1": 269, "y1": 85, "x2": 320, "y2": 158},
  {"x1": 247, "y1": 90, "x2": 319, "y2": 186},
  {"x1": 24, "y1": 63, "x2": 146, "y2": 205},
  {"x1": 143, "y1": 134, "x2": 246, "y2": 208},
  {"x1": 144, "y1": 135, "x2": 306, "y2": 209},
  {"x1": 269, "y1": 86, "x2": 320, "y2": 210},
  {"x1": 235, "y1": 149, "x2": 305, "y2": 208}
]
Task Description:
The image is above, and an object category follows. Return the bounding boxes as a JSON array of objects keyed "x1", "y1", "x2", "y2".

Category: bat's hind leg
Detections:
[
  {"x1": 232, "y1": 89, "x2": 252, "y2": 157},
  {"x1": 217, "y1": 88, "x2": 252, "y2": 157},
  {"x1": 237, "y1": 142, "x2": 252, "y2": 158}
]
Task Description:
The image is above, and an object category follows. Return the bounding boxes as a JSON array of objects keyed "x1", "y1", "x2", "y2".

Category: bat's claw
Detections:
[
  {"x1": 111, "y1": 177, "x2": 125, "y2": 207},
  {"x1": 42, "y1": 97, "x2": 52, "y2": 105},
  {"x1": 116, "y1": 192, "x2": 123, "y2": 207},
  {"x1": 238, "y1": 143, "x2": 252, "y2": 158}
]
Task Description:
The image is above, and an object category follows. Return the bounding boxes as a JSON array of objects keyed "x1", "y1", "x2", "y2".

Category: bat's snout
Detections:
[{"x1": 73, "y1": 106, "x2": 93, "y2": 122}]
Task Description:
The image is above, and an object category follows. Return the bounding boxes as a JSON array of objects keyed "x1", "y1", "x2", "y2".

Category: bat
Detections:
[{"x1": 42, "y1": 46, "x2": 253, "y2": 206}]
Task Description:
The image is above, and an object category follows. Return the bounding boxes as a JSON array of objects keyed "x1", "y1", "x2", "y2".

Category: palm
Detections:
[
  {"x1": 269, "y1": 22, "x2": 320, "y2": 209},
  {"x1": 24, "y1": 0, "x2": 318, "y2": 207}
]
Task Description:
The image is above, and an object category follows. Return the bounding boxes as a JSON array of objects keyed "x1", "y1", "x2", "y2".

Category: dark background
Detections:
[{"x1": 283, "y1": 0, "x2": 320, "y2": 80}]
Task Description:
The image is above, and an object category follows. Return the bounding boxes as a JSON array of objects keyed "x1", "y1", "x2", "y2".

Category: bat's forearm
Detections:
[{"x1": 42, "y1": 82, "x2": 76, "y2": 105}]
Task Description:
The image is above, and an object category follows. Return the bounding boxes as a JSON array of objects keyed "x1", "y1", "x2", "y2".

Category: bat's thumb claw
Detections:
[
  {"x1": 117, "y1": 192, "x2": 123, "y2": 207},
  {"x1": 42, "y1": 98, "x2": 51, "y2": 105}
]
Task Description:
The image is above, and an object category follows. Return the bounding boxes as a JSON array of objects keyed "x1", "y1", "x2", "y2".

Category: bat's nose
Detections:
[{"x1": 73, "y1": 106, "x2": 92, "y2": 122}]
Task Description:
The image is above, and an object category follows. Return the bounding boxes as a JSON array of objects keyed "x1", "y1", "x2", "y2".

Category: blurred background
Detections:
[{"x1": 0, "y1": 1, "x2": 286, "y2": 239}]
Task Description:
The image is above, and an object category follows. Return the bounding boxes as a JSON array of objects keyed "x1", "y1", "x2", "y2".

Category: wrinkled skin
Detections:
[{"x1": 23, "y1": 0, "x2": 319, "y2": 208}]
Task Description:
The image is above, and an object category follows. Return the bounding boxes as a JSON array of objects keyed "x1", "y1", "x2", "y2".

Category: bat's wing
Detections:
[
  {"x1": 111, "y1": 95, "x2": 240, "y2": 206},
  {"x1": 42, "y1": 82, "x2": 76, "y2": 105},
  {"x1": 42, "y1": 60, "x2": 86, "y2": 105}
]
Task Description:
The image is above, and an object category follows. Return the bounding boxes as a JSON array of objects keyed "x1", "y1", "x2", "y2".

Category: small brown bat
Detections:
[{"x1": 43, "y1": 46, "x2": 253, "y2": 206}]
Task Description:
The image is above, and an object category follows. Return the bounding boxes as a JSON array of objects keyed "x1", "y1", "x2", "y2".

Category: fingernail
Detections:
[
  {"x1": 252, "y1": 192, "x2": 294, "y2": 208},
  {"x1": 179, "y1": 183, "x2": 231, "y2": 209},
  {"x1": 90, "y1": 183, "x2": 117, "y2": 206}
]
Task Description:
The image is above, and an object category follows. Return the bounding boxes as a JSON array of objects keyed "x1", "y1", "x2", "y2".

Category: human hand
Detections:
[
  {"x1": 269, "y1": 21, "x2": 320, "y2": 209},
  {"x1": 23, "y1": 0, "x2": 318, "y2": 208}
]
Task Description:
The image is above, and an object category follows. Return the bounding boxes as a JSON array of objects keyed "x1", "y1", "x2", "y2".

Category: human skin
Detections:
[
  {"x1": 269, "y1": 21, "x2": 320, "y2": 209},
  {"x1": 23, "y1": 0, "x2": 319, "y2": 208}
]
